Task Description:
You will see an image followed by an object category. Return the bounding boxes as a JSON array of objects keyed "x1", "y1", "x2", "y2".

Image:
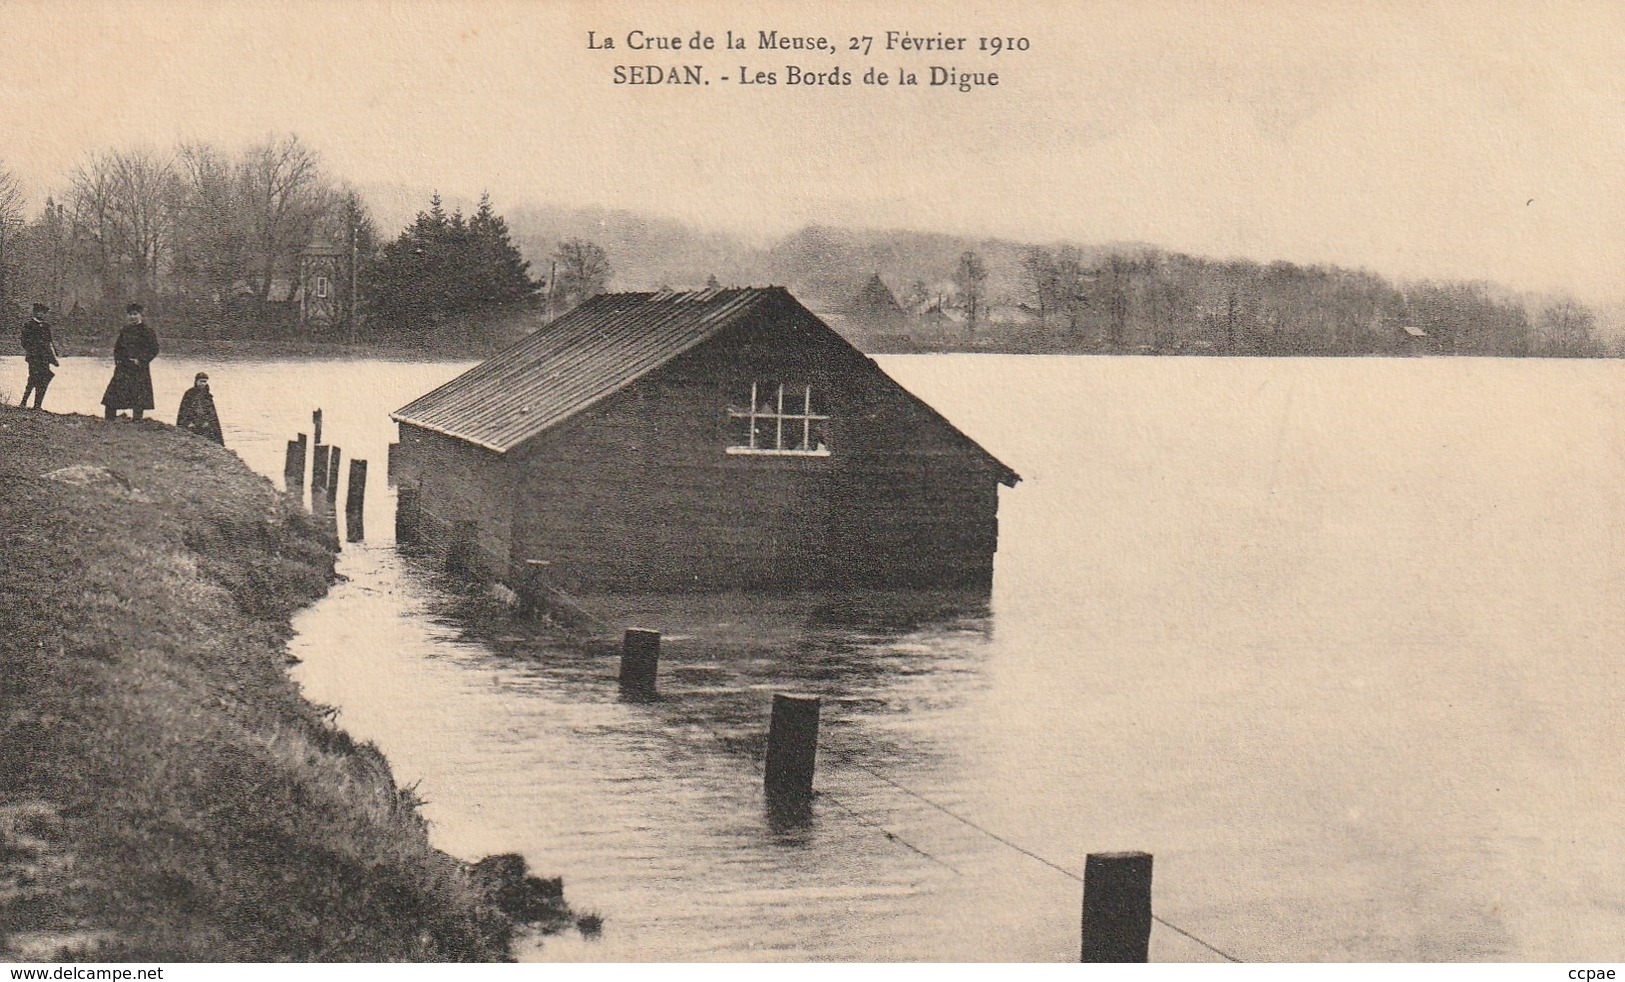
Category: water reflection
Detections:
[
  {"x1": 303, "y1": 561, "x2": 1007, "y2": 961},
  {"x1": 763, "y1": 793, "x2": 817, "y2": 838},
  {"x1": 448, "y1": 587, "x2": 997, "y2": 776},
  {"x1": 18, "y1": 353, "x2": 1625, "y2": 959}
]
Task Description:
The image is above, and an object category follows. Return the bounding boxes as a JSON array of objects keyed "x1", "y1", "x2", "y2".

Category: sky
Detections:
[{"x1": 2, "y1": 0, "x2": 1621, "y2": 304}]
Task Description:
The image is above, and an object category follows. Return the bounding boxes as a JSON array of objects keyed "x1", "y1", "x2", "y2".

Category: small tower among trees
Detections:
[{"x1": 299, "y1": 240, "x2": 344, "y2": 330}]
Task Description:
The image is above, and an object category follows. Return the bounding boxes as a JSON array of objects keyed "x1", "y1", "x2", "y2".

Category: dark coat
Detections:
[
  {"x1": 101, "y1": 321, "x2": 160, "y2": 411},
  {"x1": 176, "y1": 385, "x2": 224, "y2": 445},
  {"x1": 21, "y1": 317, "x2": 59, "y2": 385},
  {"x1": 20, "y1": 317, "x2": 59, "y2": 367}
]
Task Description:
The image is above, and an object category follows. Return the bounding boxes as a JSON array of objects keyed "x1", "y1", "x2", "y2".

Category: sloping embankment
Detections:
[{"x1": 0, "y1": 407, "x2": 562, "y2": 961}]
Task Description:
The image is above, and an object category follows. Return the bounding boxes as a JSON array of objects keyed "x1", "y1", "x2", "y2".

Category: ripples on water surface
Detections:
[{"x1": 10, "y1": 353, "x2": 1624, "y2": 960}]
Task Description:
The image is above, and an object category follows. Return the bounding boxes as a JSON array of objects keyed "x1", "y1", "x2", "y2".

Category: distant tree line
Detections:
[
  {"x1": 854, "y1": 246, "x2": 1606, "y2": 357},
  {"x1": 0, "y1": 141, "x2": 615, "y2": 351},
  {"x1": 1036, "y1": 248, "x2": 1599, "y2": 356},
  {"x1": 0, "y1": 136, "x2": 375, "y2": 340},
  {"x1": 1, "y1": 142, "x2": 1602, "y2": 356}
]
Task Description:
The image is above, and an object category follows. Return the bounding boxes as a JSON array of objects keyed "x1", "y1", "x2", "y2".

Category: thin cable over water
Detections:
[
  {"x1": 820, "y1": 743, "x2": 1245, "y2": 963},
  {"x1": 591, "y1": 678, "x2": 1246, "y2": 962},
  {"x1": 823, "y1": 745, "x2": 1082, "y2": 879},
  {"x1": 817, "y1": 789, "x2": 963, "y2": 875},
  {"x1": 1150, "y1": 914, "x2": 1244, "y2": 964}
]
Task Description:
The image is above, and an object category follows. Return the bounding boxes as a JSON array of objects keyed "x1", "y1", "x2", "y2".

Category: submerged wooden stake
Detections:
[
  {"x1": 312, "y1": 408, "x2": 323, "y2": 446},
  {"x1": 321, "y1": 501, "x2": 340, "y2": 550},
  {"x1": 1081, "y1": 851, "x2": 1153, "y2": 963},
  {"x1": 765, "y1": 694, "x2": 820, "y2": 797},
  {"x1": 326, "y1": 446, "x2": 342, "y2": 505},
  {"x1": 619, "y1": 629, "x2": 660, "y2": 700},
  {"x1": 311, "y1": 444, "x2": 330, "y2": 498},
  {"x1": 345, "y1": 459, "x2": 367, "y2": 542},
  {"x1": 283, "y1": 435, "x2": 307, "y2": 498}
]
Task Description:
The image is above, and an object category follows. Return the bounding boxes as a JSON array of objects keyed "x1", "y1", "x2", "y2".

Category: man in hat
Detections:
[
  {"x1": 102, "y1": 302, "x2": 159, "y2": 420},
  {"x1": 176, "y1": 371, "x2": 224, "y2": 445},
  {"x1": 19, "y1": 302, "x2": 59, "y2": 409}
]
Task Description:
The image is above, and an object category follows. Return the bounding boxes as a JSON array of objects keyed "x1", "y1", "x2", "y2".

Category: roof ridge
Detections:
[{"x1": 390, "y1": 287, "x2": 781, "y2": 451}]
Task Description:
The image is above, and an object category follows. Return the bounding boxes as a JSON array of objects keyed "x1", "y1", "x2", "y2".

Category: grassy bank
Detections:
[{"x1": 0, "y1": 408, "x2": 566, "y2": 961}]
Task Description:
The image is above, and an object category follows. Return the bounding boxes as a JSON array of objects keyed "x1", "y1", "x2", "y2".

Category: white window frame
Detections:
[
  {"x1": 315, "y1": 275, "x2": 331, "y2": 299},
  {"x1": 726, "y1": 381, "x2": 831, "y2": 457}
]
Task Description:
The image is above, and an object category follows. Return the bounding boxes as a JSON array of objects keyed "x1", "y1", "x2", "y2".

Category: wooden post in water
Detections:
[
  {"x1": 325, "y1": 446, "x2": 341, "y2": 506},
  {"x1": 312, "y1": 408, "x2": 323, "y2": 447},
  {"x1": 283, "y1": 435, "x2": 307, "y2": 498},
  {"x1": 345, "y1": 459, "x2": 367, "y2": 542},
  {"x1": 1080, "y1": 851, "x2": 1153, "y2": 963},
  {"x1": 320, "y1": 497, "x2": 340, "y2": 549},
  {"x1": 395, "y1": 485, "x2": 420, "y2": 544},
  {"x1": 764, "y1": 694, "x2": 820, "y2": 798},
  {"x1": 619, "y1": 629, "x2": 660, "y2": 700},
  {"x1": 311, "y1": 445, "x2": 331, "y2": 500}
]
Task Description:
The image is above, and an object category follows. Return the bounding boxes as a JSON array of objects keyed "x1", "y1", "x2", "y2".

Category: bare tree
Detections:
[
  {"x1": 68, "y1": 153, "x2": 118, "y2": 295},
  {"x1": 68, "y1": 147, "x2": 179, "y2": 299},
  {"x1": 1538, "y1": 298, "x2": 1599, "y2": 357},
  {"x1": 173, "y1": 141, "x2": 249, "y2": 299},
  {"x1": 0, "y1": 161, "x2": 25, "y2": 312},
  {"x1": 552, "y1": 238, "x2": 611, "y2": 312},
  {"x1": 1021, "y1": 247, "x2": 1057, "y2": 323},
  {"x1": 1143, "y1": 259, "x2": 1185, "y2": 352},
  {"x1": 237, "y1": 134, "x2": 326, "y2": 302},
  {"x1": 1051, "y1": 246, "x2": 1091, "y2": 339},
  {"x1": 2, "y1": 196, "x2": 75, "y2": 317},
  {"x1": 116, "y1": 150, "x2": 178, "y2": 294},
  {"x1": 313, "y1": 186, "x2": 381, "y2": 333},
  {"x1": 1101, "y1": 253, "x2": 1134, "y2": 348},
  {"x1": 952, "y1": 250, "x2": 987, "y2": 336}
]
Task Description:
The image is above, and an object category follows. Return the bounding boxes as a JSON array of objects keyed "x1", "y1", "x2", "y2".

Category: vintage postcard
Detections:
[{"x1": 1, "y1": 0, "x2": 1621, "y2": 969}]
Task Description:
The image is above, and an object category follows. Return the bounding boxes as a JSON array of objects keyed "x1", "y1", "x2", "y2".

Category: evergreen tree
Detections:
[
  {"x1": 363, "y1": 191, "x2": 538, "y2": 329},
  {"x1": 467, "y1": 192, "x2": 538, "y2": 306}
]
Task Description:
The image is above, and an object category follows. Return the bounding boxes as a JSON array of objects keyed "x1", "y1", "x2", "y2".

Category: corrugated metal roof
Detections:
[{"x1": 391, "y1": 287, "x2": 776, "y2": 452}]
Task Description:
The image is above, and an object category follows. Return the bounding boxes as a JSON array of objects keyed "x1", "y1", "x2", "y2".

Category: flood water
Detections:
[{"x1": 9, "y1": 353, "x2": 1625, "y2": 961}]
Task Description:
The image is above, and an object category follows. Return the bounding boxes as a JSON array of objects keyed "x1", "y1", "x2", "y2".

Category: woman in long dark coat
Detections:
[
  {"x1": 102, "y1": 302, "x2": 159, "y2": 420},
  {"x1": 176, "y1": 372, "x2": 225, "y2": 445}
]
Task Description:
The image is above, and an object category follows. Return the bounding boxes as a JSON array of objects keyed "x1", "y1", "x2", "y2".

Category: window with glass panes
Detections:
[{"x1": 726, "y1": 381, "x2": 831, "y2": 456}]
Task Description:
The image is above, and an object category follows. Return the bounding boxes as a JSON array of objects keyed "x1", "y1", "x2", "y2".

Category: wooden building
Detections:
[
  {"x1": 848, "y1": 273, "x2": 905, "y2": 323},
  {"x1": 389, "y1": 287, "x2": 1019, "y2": 592}
]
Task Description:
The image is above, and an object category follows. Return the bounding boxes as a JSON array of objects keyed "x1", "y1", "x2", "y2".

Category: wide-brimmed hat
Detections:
[
  {"x1": 126, "y1": 302, "x2": 144, "y2": 314},
  {"x1": 195, "y1": 372, "x2": 210, "y2": 382}
]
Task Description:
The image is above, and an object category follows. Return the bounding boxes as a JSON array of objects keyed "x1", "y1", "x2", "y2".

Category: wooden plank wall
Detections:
[
  {"x1": 393, "y1": 424, "x2": 514, "y2": 577},
  {"x1": 507, "y1": 308, "x2": 1008, "y2": 592}
]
